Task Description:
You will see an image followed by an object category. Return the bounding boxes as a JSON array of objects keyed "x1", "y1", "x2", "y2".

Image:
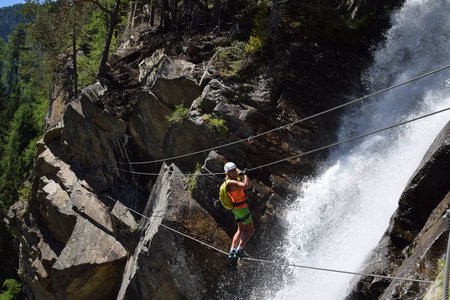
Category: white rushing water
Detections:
[{"x1": 273, "y1": 1, "x2": 450, "y2": 299}]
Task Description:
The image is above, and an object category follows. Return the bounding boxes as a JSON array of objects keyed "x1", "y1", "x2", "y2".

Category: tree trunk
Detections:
[
  {"x1": 98, "y1": 0, "x2": 121, "y2": 77},
  {"x1": 8, "y1": 27, "x2": 25, "y2": 95},
  {"x1": 131, "y1": 1, "x2": 138, "y2": 31},
  {"x1": 183, "y1": 0, "x2": 191, "y2": 12},
  {"x1": 150, "y1": 0, "x2": 155, "y2": 26},
  {"x1": 171, "y1": 0, "x2": 178, "y2": 31},
  {"x1": 71, "y1": 30, "x2": 78, "y2": 98},
  {"x1": 160, "y1": 0, "x2": 169, "y2": 29},
  {"x1": 225, "y1": 0, "x2": 235, "y2": 19},
  {"x1": 269, "y1": 0, "x2": 282, "y2": 45},
  {"x1": 212, "y1": 0, "x2": 221, "y2": 29}
]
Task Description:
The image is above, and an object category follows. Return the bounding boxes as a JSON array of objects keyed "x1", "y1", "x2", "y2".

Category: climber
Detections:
[{"x1": 223, "y1": 161, "x2": 254, "y2": 260}]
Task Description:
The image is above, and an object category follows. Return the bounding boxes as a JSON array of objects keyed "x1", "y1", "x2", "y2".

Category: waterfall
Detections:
[{"x1": 272, "y1": 0, "x2": 450, "y2": 299}]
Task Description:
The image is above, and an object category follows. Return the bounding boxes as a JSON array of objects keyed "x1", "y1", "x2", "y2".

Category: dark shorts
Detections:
[{"x1": 232, "y1": 207, "x2": 253, "y2": 225}]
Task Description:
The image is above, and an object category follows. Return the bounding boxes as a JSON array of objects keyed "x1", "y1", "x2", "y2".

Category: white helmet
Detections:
[{"x1": 224, "y1": 162, "x2": 237, "y2": 173}]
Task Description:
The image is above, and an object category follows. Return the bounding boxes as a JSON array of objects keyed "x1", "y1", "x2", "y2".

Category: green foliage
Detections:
[
  {"x1": 25, "y1": 0, "x2": 91, "y2": 88},
  {"x1": 25, "y1": 1, "x2": 70, "y2": 58},
  {"x1": 0, "y1": 279, "x2": 22, "y2": 300},
  {"x1": 4, "y1": 25, "x2": 26, "y2": 95},
  {"x1": 77, "y1": 0, "x2": 128, "y2": 85},
  {"x1": 78, "y1": 7, "x2": 113, "y2": 87},
  {"x1": 0, "y1": 35, "x2": 47, "y2": 284},
  {"x1": 166, "y1": 105, "x2": 189, "y2": 125},
  {"x1": 213, "y1": 42, "x2": 247, "y2": 78},
  {"x1": 25, "y1": 0, "x2": 124, "y2": 89},
  {"x1": 435, "y1": 259, "x2": 446, "y2": 290},
  {"x1": 438, "y1": 258, "x2": 445, "y2": 281},
  {"x1": 245, "y1": 35, "x2": 265, "y2": 54},
  {"x1": 202, "y1": 114, "x2": 229, "y2": 138},
  {"x1": 279, "y1": 2, "x2": 370, "y2": 44},
  {"x1": 245, "y1": 1, "x2": 270, "y2": 54},
  {"x1": 0, "y1": 103, "x2": 41, "y2": 207},
  {"x1": 77, "y1": 50, "x2": 101, "y2": 87},
  {"x1": 187, "y1": 163, "x2": 202, "y2": 194}
]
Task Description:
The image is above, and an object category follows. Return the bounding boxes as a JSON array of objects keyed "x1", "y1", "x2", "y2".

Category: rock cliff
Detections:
[{"x1": 9, "y1": 1, "x2": 437, "y2": 299}]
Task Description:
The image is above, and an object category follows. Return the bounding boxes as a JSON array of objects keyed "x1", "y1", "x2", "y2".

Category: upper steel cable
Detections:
[{"x1": 115, "y1": 106, "x2": 450, "y2": 176}]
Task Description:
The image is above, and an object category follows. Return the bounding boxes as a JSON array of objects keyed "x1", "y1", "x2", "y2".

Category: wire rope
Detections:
[{"x1": 115, "y1": 106, "x2": 450, "y2": 176}]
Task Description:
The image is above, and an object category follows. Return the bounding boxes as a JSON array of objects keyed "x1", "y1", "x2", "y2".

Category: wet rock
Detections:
[
  {"x1": 380, "y1": 192, "x2": 450, "y2": 299},
  {"x1": 347, "y1": 121, "x2": 450, "y2": 299},
  {"x1": 391, "y1": 121, "x2": 450, "y2": 244}
]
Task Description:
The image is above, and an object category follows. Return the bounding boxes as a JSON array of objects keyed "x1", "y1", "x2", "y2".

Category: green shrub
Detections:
[
  {"x1": 244, "y1": 35, "x2": 265, "y2": 54},
  {"x1": 213, "y1": 42, "x2": 247, "y2": 78},
  {"x1": 0, "y1": 279, "x2": 22, "y2": 300},
  {"x1": 166, "y1": 105, "x2": 189, "y2": 124},
  {"x1": 0, "y1": 102, "x2": 43, "y2": 209},
  {"x1": 187, "y1": 163, "x2": 202, "y2": 194},
  {"x1": 77, "y1": 6, "x2": 121, "y2": 88},
  {"x1": 78, "y1": 52, "x2": 100, "y2": 88},
  {"x1": 202, "y1": 114, "x2": 229, "y2": 138},
  {"x1": 245, "y1": 1, "x2": 270, "y2": 54},
  {"x1": 18, "y1": 182, "x2": 31, "y2": 203},
  {"x1": 278, "y1": 2, "x2": 370, "y2": 44}
]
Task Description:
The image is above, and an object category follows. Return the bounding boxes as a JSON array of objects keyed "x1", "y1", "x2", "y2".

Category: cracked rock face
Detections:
[{"x1": 16, "y1": 140, "x2": 129, "y2": 300}]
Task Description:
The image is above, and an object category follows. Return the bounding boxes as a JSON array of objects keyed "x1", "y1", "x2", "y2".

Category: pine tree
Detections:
[
  {"x1": 0, "y1": 1, "x2": 48, "y2": 286},
  {"x1": 73, "y1": 0, "x2": 123, "y2": 78},
  {"x1": 5, "y1": 25, "x2": 26, "y2": 97},
  {"x1": 25, "y1": 0, "x2": 90, "y2": 97}
]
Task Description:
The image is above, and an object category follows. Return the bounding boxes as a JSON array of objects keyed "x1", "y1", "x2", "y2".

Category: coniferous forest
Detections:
[
  {"x1": 0, "y1": 4, "x2": 27, "y2": 41},
  {"x1": 0, "y1": 5, "x2": 44, "y2": 299},
  {"x1": 0, "y1": 1, "x2": 128, "y2": 297}
]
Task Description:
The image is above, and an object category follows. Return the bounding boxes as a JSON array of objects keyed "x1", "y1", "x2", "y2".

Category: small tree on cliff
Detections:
[
  {"x1": 25, "y1": 0, "x2": 89, "y2": 97},
  {"x1": 73, "y1": 0, "x2": 122, "y2": 78}
]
